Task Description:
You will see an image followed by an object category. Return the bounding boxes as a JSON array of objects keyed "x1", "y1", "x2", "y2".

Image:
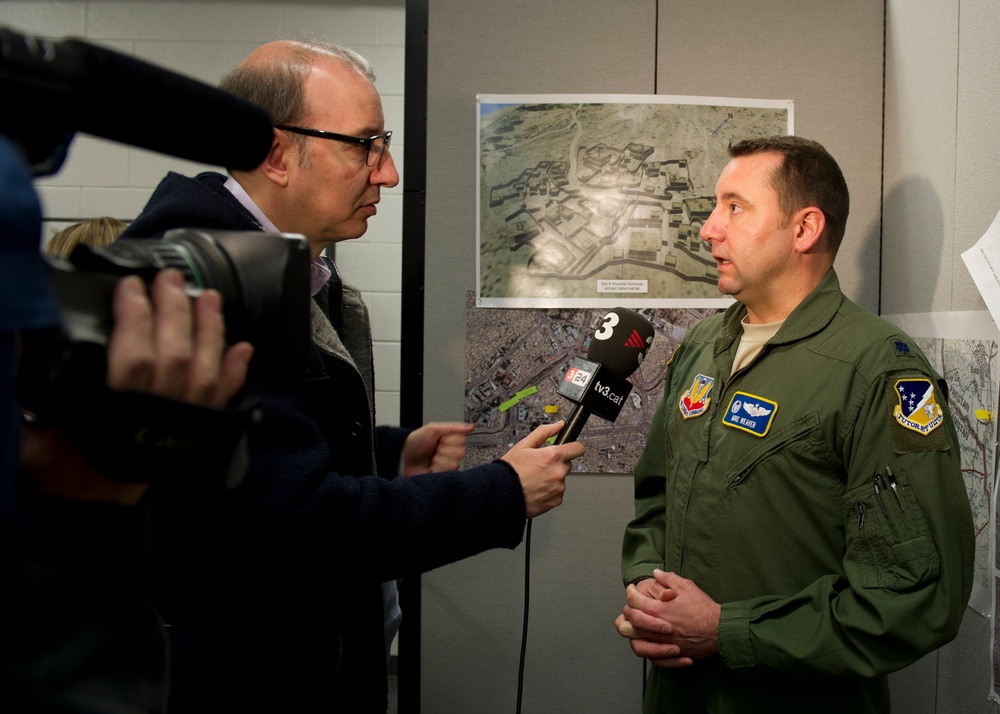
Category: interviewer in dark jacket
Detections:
[{"x1": 123, "y1": 38, "x2": 585, "y2": 713}]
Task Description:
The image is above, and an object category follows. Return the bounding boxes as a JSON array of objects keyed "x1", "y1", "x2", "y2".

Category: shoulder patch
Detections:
[
  {"x1": 892, "y1": 378, "x2": 944, "y2": 435},
  {"x1": 679, "y1": 374, "x2": 714, "y2": 419}
]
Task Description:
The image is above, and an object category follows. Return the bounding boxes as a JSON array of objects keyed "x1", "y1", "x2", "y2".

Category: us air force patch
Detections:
[
  {"x1": 679, "y1": 374, "x2": 714, "y2": 419},
  {"x1": 722, "y1": 391, "x2": 777, "y2": 437},
  {"x1": 893, "y1": 378, "x2": 944, "y2": 435}
]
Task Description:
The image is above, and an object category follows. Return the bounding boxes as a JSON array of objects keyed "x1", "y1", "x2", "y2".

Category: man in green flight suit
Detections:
[{"x1": 616, "y1": 135, "x2": 974, "y2": 713}]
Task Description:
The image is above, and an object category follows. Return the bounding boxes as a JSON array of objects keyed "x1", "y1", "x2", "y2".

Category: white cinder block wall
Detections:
[{"x1": 0, "y1": 0, "x2": 407, "y2": 426}]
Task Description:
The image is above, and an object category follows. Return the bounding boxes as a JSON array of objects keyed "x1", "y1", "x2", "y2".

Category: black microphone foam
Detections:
[
  {"x1": 586, "y1": 307, "x2": 655, "y2": 377},
  {"x1": 553, "y1": 308, "x2": 655, "y2": 444},
  {"x1": 0, "y1": 27, "x2": 273, "y2": 171}
]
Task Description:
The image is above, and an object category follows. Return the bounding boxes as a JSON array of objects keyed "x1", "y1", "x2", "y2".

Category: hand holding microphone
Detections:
[
  {"x1": 497, "y1": 308, "x2": 653, "y2": 519},
  {"x1": 500, "y1": 421, "x2": 585, "y2": 518}
]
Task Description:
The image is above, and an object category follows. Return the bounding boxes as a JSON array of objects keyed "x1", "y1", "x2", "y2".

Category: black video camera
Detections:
[
  {"x1": 3, "y1": 26, "x2": 299, "y2": 484},
  {"x1": 16, "y1": 229, "x2": 311, "y2": 486},
  {"x1": 49, "y1": 228, "x2": 311, "y2": 371},
  {"x1": 2, "y1": 23, "x2": 307, "y2": 411},
  {"x1": 19, "y1": 228, "x2": 311, "y2": 421}
]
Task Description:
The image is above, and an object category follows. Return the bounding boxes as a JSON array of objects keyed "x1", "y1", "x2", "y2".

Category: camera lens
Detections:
[{"x1": 47, "y1": 229, "x2": 312, "y2": 378}]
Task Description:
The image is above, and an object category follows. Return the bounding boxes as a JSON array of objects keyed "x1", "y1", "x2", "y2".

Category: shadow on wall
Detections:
[{"x1": 873, "y1": 175, "x2": 945, "y2": 316}]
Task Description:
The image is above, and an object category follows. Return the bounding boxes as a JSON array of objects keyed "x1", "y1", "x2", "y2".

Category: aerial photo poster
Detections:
[{"x1": 476, "y1": 94, "x2": 793, "y2": 308}]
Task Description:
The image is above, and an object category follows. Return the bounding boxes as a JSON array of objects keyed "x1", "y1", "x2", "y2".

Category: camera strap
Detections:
[
  {"x1": 19, "y1": 332, "x2": 260, "y2": 490},
  {"x1": 68, "y1": 388, "x2": 260, "y2": 489}
]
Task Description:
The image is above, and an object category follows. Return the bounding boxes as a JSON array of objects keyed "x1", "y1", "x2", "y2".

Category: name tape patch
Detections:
[{"x1": 722, "y1": 391, "x2": 778, "y2": 437}]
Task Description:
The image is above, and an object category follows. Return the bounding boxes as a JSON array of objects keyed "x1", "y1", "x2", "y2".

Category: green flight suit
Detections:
[{"x1": 622, "y1": 269, "x2": 974, "y2": 713}]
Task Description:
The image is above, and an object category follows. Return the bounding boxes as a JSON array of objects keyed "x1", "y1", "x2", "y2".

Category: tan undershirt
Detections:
[{"x1": 732, "y1": 316, "x2": 784, "y2": 375}]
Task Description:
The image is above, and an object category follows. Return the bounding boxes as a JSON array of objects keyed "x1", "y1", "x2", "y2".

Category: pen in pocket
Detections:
[
  {"x1": 885, "y1": 466, "x2": 904, "y2": 511},
  {"x1": 873, "y1": 473, "x2": 888, "y2": 515}
]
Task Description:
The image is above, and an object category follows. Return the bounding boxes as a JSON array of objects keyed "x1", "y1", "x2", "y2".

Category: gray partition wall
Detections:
[
  {"x1": 880, "y1": 0, "x2": 999, "y2": 712},
  {"x1": 418, "y1": 1, "x2": 888, "y2": 712}
]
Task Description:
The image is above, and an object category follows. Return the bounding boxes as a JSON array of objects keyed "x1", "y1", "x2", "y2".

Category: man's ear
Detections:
[
  {"x1": 792, "y1": 206, "x2": 826, "y2": 254},
  {"x1": 260, "y1": 128, "x2": 292, "y2": 187}
]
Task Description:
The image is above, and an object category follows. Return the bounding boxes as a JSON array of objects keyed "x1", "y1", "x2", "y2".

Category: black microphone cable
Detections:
[
  {"x1": 515, "y1": 517, "x2": 532, "y2": 714},
  {"x1": 512, "y1": 308, "x2": 654, "y2": 714}
]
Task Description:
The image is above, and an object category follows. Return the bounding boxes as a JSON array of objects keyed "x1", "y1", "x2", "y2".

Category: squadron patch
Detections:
[
  {"x1": 679, "y1": 374, "x2": 714, "y2": 419},
  {"x1": 722, "y1": 391, "x2": 777, "y2": 437},
  {"x1": 893, "y1": 378, "x2": 944, "y2": 435}
]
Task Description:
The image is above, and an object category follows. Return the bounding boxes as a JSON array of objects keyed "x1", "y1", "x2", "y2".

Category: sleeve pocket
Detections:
[{"x1": 844, "y1": 468, "x2": 940, "y2": 590}]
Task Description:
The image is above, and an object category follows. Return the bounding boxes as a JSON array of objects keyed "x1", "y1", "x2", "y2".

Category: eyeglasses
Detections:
[{"x1": 275, "y1": 125, "x2": 392, "y2": 167}]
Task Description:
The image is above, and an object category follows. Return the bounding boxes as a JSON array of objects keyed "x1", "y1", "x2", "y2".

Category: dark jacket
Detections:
[{"x1": 124, "y1": 172, "x2": 528, "y2": 712}]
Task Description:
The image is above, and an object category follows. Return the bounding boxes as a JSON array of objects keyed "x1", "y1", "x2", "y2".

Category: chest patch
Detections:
[
  {"x1": 679, "y1": 374, "x2": 714, "y2": 419},
  {"x1": 893, "y1": 378, "x2": 944, "y2": 435},
  {"x1": 722, "y1": 391, "x2": 777, "y2": 437}
]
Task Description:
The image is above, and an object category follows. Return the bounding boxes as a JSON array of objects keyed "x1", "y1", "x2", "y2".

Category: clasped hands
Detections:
[{"x1": 615, "y1": 569, "x2": 721, "y2": 669}]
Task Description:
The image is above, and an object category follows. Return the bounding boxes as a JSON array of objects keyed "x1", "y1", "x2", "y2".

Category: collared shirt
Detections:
[{"x1": 223, "y1": 176, "x2": 331, "y2": 296}]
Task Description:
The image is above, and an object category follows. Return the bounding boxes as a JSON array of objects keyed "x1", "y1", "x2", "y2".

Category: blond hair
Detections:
[{"x1": 45, "y1": 217, "x2": 127, "y2": 259}]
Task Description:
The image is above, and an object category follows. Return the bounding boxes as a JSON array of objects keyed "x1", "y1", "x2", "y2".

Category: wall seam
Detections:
[
  {"x1": 878, "y1": 0, "x2": 887, "y2": 317},
  {"x1": 653, "y1": 0, "x2": 659, "y2": 93},
  {"x1": 950, "y1": 0, "x2": 962, "y2": 309}
]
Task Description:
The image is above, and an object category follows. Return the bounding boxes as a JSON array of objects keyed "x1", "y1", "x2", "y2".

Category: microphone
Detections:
[
  {"x1": 0, "y1": 26, "x2": 274, "y2": 173},
  {"x1": 553, "y1": 308, "x2": 655, "y2": 445}
]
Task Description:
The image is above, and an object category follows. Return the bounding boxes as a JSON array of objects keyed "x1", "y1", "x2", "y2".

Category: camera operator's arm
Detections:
[
  {"x1": 21, "y1": 269, "x2": 254, "y2": 503},
  {"x1": 19, "y1": 422, "x2": 146, "y2": 505}
]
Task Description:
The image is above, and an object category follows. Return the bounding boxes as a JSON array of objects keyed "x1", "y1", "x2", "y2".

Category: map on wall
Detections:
[
  {"x1": 476, "y1": 94, "x2": 792, "y2": 308},
  {"x1": 463, "y1": 291, "x2": 720, "y2": 474},
  {"x1": 885, "y1": 312, "x2": 1000, "y2": 617},
  {"x1": 912, "y1": 336, "x2": 998, "y2": 613}
]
